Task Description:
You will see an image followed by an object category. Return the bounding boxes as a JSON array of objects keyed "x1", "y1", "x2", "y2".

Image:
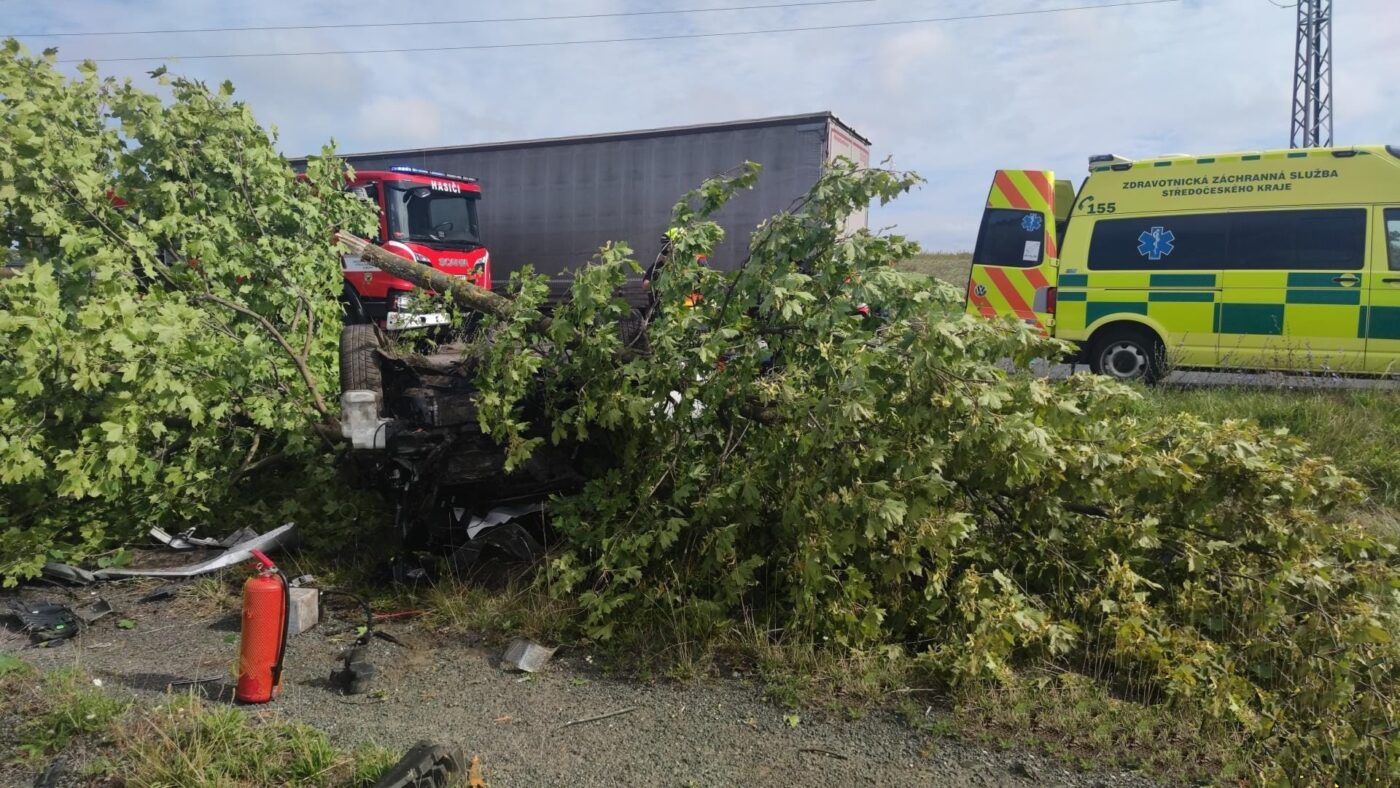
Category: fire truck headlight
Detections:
[{"x1": 412, "y1": 252, "x2": 430, "y2": 264}]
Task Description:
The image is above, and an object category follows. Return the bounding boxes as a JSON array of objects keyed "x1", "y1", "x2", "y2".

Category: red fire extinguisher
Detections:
[{"x1": 236, "y1": 548, "x2": 288, "y2": 704}]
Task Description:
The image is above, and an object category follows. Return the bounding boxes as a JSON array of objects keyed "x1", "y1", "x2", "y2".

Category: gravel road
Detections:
[{"x1": 3, "y1": 580, "x2": 1157, "y2": 787}]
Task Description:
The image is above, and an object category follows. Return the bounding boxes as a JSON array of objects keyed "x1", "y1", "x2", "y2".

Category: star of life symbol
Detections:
[
  {"x1": 1021, "y1": 213, "x2": 1043, "y2": 233},
  {"x1": 1137, "y1": 226, "x2": 1175, "y2": 261}
]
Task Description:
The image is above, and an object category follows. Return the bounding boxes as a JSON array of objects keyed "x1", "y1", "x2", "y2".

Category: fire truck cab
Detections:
[{"x1": 341, "y1": 166, "x2": 490, "y2": 329}]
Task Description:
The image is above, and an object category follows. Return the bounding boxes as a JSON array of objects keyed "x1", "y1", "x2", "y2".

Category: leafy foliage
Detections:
[
  {"x1": 476, "y1": 162, "x2": 1400, "y2": 780},
  {"x1": 0, "y1": 43, "x2": 377, "y2": 582}
]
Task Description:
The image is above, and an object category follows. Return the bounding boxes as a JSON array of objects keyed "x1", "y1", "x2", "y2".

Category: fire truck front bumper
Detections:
[{"x1": 385, "y1": 311, "x2": 451, "y2": 330}]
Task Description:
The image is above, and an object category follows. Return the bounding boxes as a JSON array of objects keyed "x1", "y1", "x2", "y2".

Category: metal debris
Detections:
[
  {"x1": 40, "y1": 563, "x2": 97, "y2": 585},
  {"x1": 74, "y1": 598, "x2": 115, "y2": 625},
  {"x1": 286, "y1": 587, "x2": 319, "y2": 636},
  {"x1": 149, "y1": 525, "x2": 261, "y2": 550},
  {"x1": 91, "y1": 523, "x2": 298, "y2": 579},
  {"x1": 500, "y1": 637, "x2": 558, "y2": 673}
]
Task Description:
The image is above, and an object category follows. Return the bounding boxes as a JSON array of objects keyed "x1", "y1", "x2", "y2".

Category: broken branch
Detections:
[
  {"x1": 334, "y1": 231, "x2": 535, "y2": 326},
  {"x1": 559, "y1": 706, "x2": 638, "y2": 729}
]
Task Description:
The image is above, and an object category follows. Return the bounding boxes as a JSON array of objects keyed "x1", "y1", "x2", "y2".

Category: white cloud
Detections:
[
  {"x1": 355, "y1": 95, "x2": 446, "y2": 149},
  {"x1": 14, "y1": 0, "x2": 1400, "y2": 250}
]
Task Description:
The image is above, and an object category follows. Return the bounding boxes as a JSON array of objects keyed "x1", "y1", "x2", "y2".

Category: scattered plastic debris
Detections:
[
  {"x1": 501, "y1": 637, "x2": 558, "y2": 673},
  {"x1": 331, "y1": 644, "x2": 376, "y2": 695},
  {"x1": 371, "y1": 740, "x2": 464, "y2": 788},
  {"x1": 138, "y1": 584, "x2": 181, "y2": 603},
  {"x1": 4, "y1": 600, "x2": 80, "y2": 643}
]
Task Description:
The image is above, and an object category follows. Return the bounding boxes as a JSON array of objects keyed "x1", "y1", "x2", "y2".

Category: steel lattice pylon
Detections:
[{"x1": 1290, "y1": 0, "x2": 1333, "y2": 148}]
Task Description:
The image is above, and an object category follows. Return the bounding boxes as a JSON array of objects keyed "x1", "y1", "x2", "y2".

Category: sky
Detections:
[{"x1": 7, "y1": 0, "x2": 1398, "y2": 250}]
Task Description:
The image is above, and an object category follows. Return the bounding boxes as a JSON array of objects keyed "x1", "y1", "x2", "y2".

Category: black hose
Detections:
[
  {"x1": 271, "y1": 569, "x2": 290, "y2": 690},
  {"x1": 319, "y1": 589, "x2": 375, "y2": 645}
]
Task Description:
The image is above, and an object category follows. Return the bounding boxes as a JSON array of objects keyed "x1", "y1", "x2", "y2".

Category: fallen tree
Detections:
[
  {"x1": 357, "y1": 162, "x2": 1395, "y2": 781},
  {"x1": 0, "y1": 43, "x2": 377, "y2": 580}
]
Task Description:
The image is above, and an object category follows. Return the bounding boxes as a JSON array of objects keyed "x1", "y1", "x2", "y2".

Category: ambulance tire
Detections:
[
  {"x1": 339, "y1": 323, "x2": 384, "y2": 406},
  {"x1": 1089, "y1": 325, "x2": 1165, "y2": 385}
]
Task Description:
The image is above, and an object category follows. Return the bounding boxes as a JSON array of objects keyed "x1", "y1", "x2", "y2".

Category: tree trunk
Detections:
[{"x1": 334, "y1": 231, "x2": 531, "y2": 324}]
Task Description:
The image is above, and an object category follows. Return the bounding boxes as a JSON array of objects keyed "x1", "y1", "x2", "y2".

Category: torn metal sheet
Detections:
[
  {"x1": 150, "y1": 525, "x2": 261, "y2": 550},
  {"x1": 74, "y1": 599, "x2": 115, "y2": 625},
  {"x1": 500, "y1": 637, "x2": 558, "y2": 673},
  {"x1": 450, "y1": 524, "x2": 544, "y2": 572},
  {"x1": 92, "y1": 523, "x2": 298, "y2": 579},
  {"x1": 149, "y1": 526, "x2": 221, "y2": 550},
  {"x1": 464, "y1": 503, "x2": 543, "y2": 540},
  {"x1": 40, "y1": 563, "x2": 97, "y2": 585}
]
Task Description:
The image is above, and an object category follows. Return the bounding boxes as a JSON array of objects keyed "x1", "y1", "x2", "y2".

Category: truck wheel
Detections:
[
  {"x1": 1089, "y1": 326, "x2": 1165, "y2": 384},
  {"x1": 339, "y1": 323, "x2": 383, "y2": 401},
  {"x1": 340, "y1": 282, "x2": 370, "y2": 325}
]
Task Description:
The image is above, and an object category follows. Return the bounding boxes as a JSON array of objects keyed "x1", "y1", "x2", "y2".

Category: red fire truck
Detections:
[{"x1": 339, "y1": 166, "x2": 490, "y2": 329}]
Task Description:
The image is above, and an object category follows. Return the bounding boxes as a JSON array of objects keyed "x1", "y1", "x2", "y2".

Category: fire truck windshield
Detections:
[{"x1": 386, "y1": 183, "x2": 482, "y2": 249}]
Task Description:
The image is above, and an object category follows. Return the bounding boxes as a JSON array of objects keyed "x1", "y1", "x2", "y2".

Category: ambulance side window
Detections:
[
  {"x1": 972, "y1": 209, "x2": 1044, "y2": 268},
  {"x1": 1230, "y1": 209, "x2": 1365, "y2": 270},
  {"x1": 1088, "y1": 214, "x2": 1229, "y2": 271},
  {"x1": 1386, "y1": 208, "x2": 1400, "y2": 271}
]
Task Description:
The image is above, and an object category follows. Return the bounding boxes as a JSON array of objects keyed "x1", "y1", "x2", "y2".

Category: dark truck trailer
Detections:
[{"x1": 320, "y1": 112, "x2": 871, "y2": 287}]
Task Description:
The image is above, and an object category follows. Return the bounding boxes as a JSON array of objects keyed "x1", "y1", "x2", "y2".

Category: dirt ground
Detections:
[{"x1": 2, "y1": 576, "x2": 1156, "y2": 787}]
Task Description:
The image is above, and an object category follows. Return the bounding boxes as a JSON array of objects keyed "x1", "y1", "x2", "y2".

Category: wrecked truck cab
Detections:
[{"x1": 337, "y1": 323, "x2": 582, "y2": 554}]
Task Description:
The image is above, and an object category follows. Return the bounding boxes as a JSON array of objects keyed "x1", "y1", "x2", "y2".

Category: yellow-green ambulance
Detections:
[{"x1": 966, "y1": 145, "x2": 1400, "y2": 381}]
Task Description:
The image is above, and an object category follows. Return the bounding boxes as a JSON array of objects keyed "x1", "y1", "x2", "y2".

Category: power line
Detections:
[
  {"x1": 5, "y1": 0, "x2": 874, "y2": 38},
  {"x1": 58, "y1": 0, "x2": 1181, "y2": 64}
]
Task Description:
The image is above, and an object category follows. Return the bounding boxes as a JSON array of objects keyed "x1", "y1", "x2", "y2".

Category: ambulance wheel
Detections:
[{"x1": 1089, "y1": 326, "x2": 1165, "y2": 384}]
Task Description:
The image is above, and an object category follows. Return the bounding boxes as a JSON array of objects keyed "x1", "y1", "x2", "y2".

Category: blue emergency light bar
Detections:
[{"x1": 388, "y1": 166, "x2": 478, "y2": 184}]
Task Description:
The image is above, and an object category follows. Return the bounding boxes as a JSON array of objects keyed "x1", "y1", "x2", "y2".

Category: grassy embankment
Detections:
[{"x1": 0, "y1": 657, "x2": 395, "y2": 786}]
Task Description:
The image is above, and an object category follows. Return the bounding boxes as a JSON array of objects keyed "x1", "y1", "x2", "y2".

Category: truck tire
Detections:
[
  {"x1": 339, "y1": 323, "x2": 383, "y2": 402},
  {"x1": 1088, "y1": 325, "x2": 1165, "y2": 385}
]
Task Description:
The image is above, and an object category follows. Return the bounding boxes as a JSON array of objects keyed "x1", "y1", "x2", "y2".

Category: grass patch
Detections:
[
  {"x1": 953, "y1": 673, "x2": 1246, "y2": 782},
  {"x1": 424, "y1": 574, "x2": 578, "y2": 644},
  {"x1": 716, "y1": 634, "x2": 1235, "y2": 783},
  {"x1": 0, "y1": 664, "x2": 394, "y2": 786},
  {"x1": 100, "y1": 695, "x2": 395, "y2": 786},
  {"x1": 7, "y1": 667, "x2": 128, "y2": 768},
  {"x1": 745, "y1": 635, "x2": 915, "y2": 712},
  {"x1": 896, "y1": 252, "x2": 972, "y2": 287},
  {"x1": 1140, "y1": 385, "x2": 1400, "y2": 508}
]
